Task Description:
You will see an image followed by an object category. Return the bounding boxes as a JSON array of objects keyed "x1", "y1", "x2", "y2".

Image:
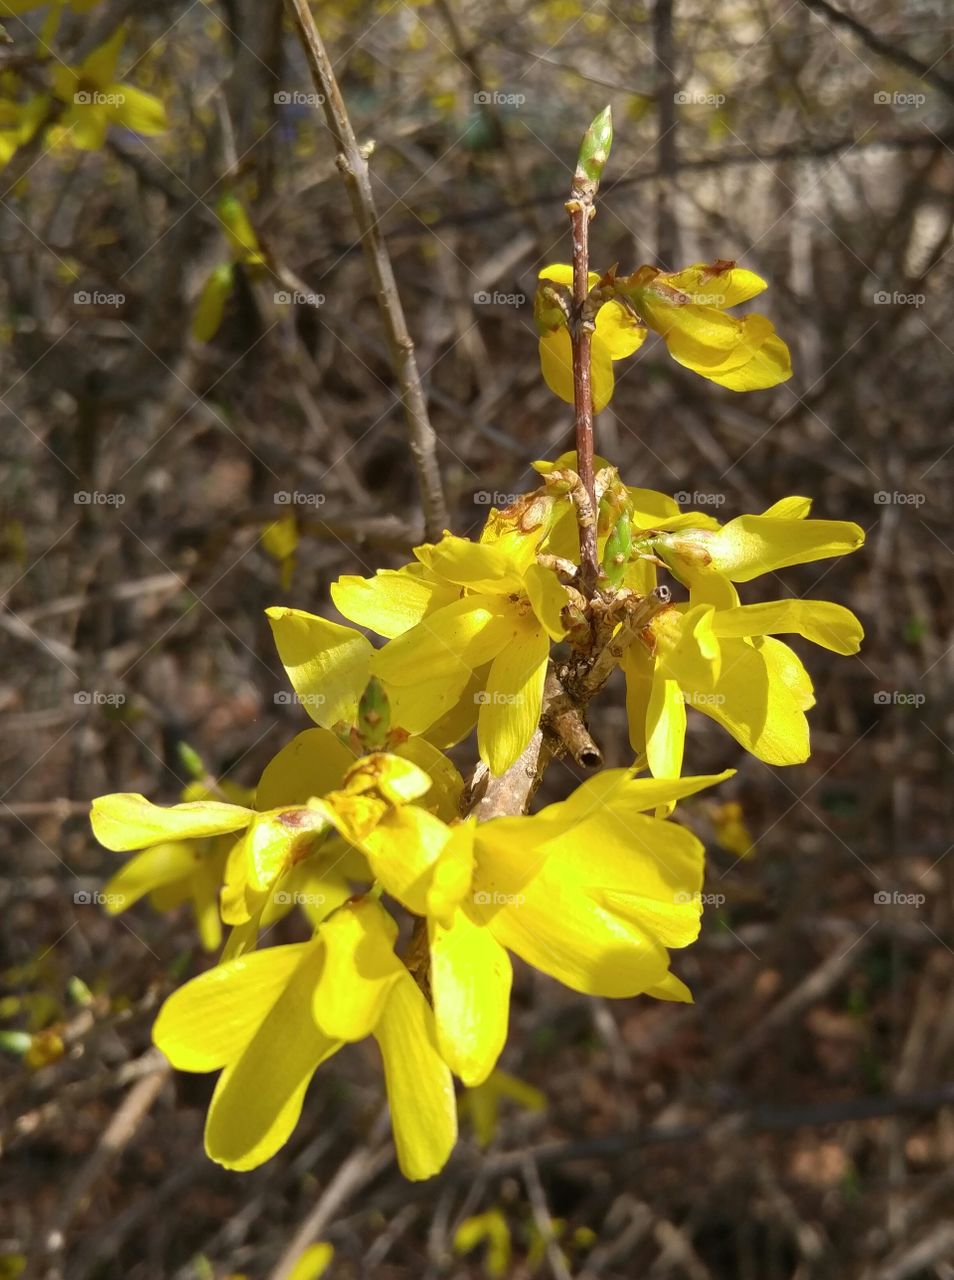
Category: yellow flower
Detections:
[
  {"x1": 49, "y1": 28, "x2": 166, "y2": 151},
  {"x1": 152, "y1": 896, "x2": 457, "y2": 1180},
  {"x1": 617, "y1": 260, "x2": 792, "y2": 391},
  {"x1": 534, "y1": 264, "x2": 646, "y2": 412},
  {"x1": 326, "y1": 766, "x2": 731, "y2": 1087},
  {"x1": 334, "y1": 533, "x2": 568, "y2": 777}
]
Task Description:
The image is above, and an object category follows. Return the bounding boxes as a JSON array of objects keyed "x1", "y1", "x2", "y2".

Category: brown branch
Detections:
[
  {"x1": 283, "y1": 0, "x2": 449, "y2": 542},
  {"x1": 565, "y1": 202, "x2": 599, "y2": 596}
]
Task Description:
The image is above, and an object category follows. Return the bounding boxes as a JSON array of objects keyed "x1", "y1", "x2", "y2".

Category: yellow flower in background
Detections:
[
  {"x1": 534, "y1": 264, "x2": 646, "y2": 412},
  {"x1": 49, "y1": 27, "x2": 166, "y2": 151},
  {"x1": 461, "y1": 1068, "x2": 546, "y2": 1147},
  {"x1": 616, "y1": 260, "x2": 792, "y2": 391},
  {"x1": 335, "y1": 532, "x2": 568, "y2": 777},
  {"x1": 152, "y1": 897, "x2": 457, "y2": 1181}
]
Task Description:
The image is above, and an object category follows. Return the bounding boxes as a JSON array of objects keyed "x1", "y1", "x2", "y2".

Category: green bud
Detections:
[
  {"x1": 575, "y1": 106, "x2": 613, "y2": 189},
  {"x1": 601, "y1": 513, "x2": 632, "y2": 588},
  {"x1": 177, "y1": 741, "x2": 207, "y2": 781},
  {"x1": 357, "y1": 676, "x2": 391, "y2": 750}
]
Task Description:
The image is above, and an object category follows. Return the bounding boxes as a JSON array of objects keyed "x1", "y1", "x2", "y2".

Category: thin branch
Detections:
[{"x1": 283, "y1": 0, "x2": 449, "y2": 541}]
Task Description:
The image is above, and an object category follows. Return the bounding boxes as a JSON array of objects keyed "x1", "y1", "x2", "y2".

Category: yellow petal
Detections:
[
  {"x1": 693, "y1": 637, "x2": 810, "y2": 764},
  {"x1": 287, "y1": 1243, "x2": 334, "y2": 1280},
  {"x1": 477, "y1": 621, "x2": 548, "y2": 777},
  {"x1": 192, "y1": 264, "x2": 234, "y2": 342},
  {"x1": 153, "y1": 943, "x2": 310, "y2": 1071},
  {"x1": 522, "y1": 562, "x2": 567, "y2": 641},
  {"x1": 644, "y1": 971, "x2": 694, "y2": 1002},
  {"x1": 761, "y1": 496, "x2": 812, "y2": 520},
  {"x1": 416, "y1": 535, "x2": 524, "y2": 593},
  {"x1": 102, "y1": 842, "x2": 197, "y2": 912},
  {"x1": 373, "y1": 596, "x2": 513, "y2": 685},
  {"x1": 205, "y1": 938, "x2": 342, "y2": 1170},
  {"x1": 331, "y1": 568, "x2": 456, "y2": 638},
  {"x1": 712, "y1": 600, "x2": 863, "y2": 655},
  {"x1": 429, "y1": 906, "x2": 512, "y2": 1087},
  {"x1": 621, "y1": 637, "x2": 653, "y2": 755},
  {"x1": 312, "y1": 899, "x2": 403, "y2": 1040},
  {"x1": 255, "y1": 728, "x2": 356, "y2": 810},
  {"x1": 113, "y1": 84, "x2": 166, "y2": 135},
  {"x1": 266, "y1": 607, "x2": 372, "y2": 728},
  {"x1": 354, "y1": 805, "x2": 452, "y2": 915},
  {"x1": 653, "y1": 604, "x2": 721, "y2": 690},
  {"x1": 91, "y1": 793, "x2": 252, "y2": 852},
  {"x1": 663, "y1": 262, "x2": 767, "y2": 308},
  {"x1": 393, "y1": 738, "x2": 464, "y2": 821},
  {"x1": 373, "y1": 970, "x2": 458, "y2": 1180},
  {"x1": 701, "y1": 331, "x2": 792, "y2": 391},
  {"x1": 538, "y1": 329, "x2": 574, "y2": 407},
  {"x1": 538, "y1": 263, "x2": 599, "y2": 289},
  {"x1": 711, "y1": 515, "x2": 865, "y2": 582},
  {"x1": 80, "y1": 27, "x2": 124, "y2": 82},
  {"x1": 594, "y1": 299, "x2": 646, "y2": 359},
  {"x1": 645, "y1": 676, "x2": 686, "y2": 785},
  {"x1": 426, "y1": 819, "x2": 477, "y2": 923},
  {"x1": 665, "y1": 310, "x2": 775, "y2": 372}
]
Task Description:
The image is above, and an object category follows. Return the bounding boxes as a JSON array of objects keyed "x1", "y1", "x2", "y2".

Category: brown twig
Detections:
[
  {"x1": 565, "y1": 197, "x2": 599, "y2": 596},
  {"x1": 282, "y1": 0, "x2": 449, "y2": 542}
]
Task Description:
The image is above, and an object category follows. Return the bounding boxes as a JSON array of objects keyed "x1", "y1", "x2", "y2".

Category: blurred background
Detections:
[{"x1": 1, "y1": 0, "x2": 953, "y2": 1276}]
